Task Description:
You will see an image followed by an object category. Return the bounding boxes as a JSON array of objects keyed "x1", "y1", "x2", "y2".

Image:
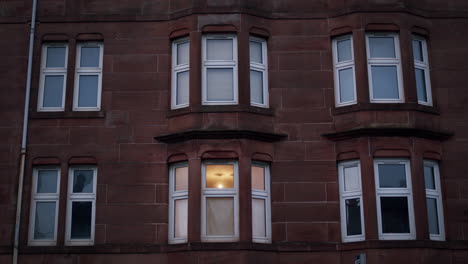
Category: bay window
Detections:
[
  {"x1": 424, "y1": 160, "x2": 445, "y2": 241},
  {"x1": 412, "y1": 36, "x2": 432, "y2": 105},
  {"x1": 171, "y1": 38, "x2": 190, "y2": 109},
  {"x1": 169, "y1": 163, "x2": 189, "y2": 244},
  {"x1": 332, "y1": 35, "x2": 357, "y2": 106},
  {"x1": 374, "y1": 159, "x2": 415, "y2": 240},
  {"x1": 338, "y1": 160, "x2": 365, "y2": 242},
  {"x1": 249, "y1": 37, "x2": 268, "y2": 107},
  {"x1": 201, "y1": 161, "x2": 239, "y2": 241},
  {"x1": 202, "y1": 35, "x2": 238, "y2": 105},
  {"x1": 366, "y1": 33, "x2": 404, "y2": 103},
  {"x1": 251, "y1": 162, "x2": 271, "y2": 243}
]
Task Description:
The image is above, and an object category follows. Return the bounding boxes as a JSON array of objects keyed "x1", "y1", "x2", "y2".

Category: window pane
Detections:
[
  {"x1": 412, "y1": 40, "x2": 424, "y2": 62},
  {"x1": 78, "y1": 75, "x2": 99, "y2": 107},
  {"x1": 337, "y1": 38, "x2": 352, "y2": 62},
  {"x1": 369, "y1": 37, "x2": 396, "y2": 58},
  {"x1": 37, "y1": 170, "x2": 58, "y2": 193},
  {"x1": 343, "y1": 165, "x2": 359, "y2": 192},
  {"x1": 338, "y1": 68, "x2": 355, "y2": 103},
  {"x1": 46, "y1": 47, "x2": 66, "y2": 68},
  {"x1": 177, "y1": 41, "x2": 189, "y2": 65},
  {"x1": 371, "y1": 66, "x2": 399, "y2": 99},
  {"x1": 424, "y1": 166, "x2": 436, "y2": 190},
  {"x1": 426, "y1": 198, "x2": 440, "y2": 235},
  {"x1": 345, "y1": 198, "x2": 362, "y2": 236},
  {"x1": 175, "y1": 166, "x2": 188, "y2": 191},
  {"x1": 80, "y1": 47, "x2": 100, "y2": 67},
  {"x1": 380, "y1": 197, "x2": 410, "y2": 233},
  {"x1": 378, "y1": 164, "x2": 407, "y2": 188},
  {"x1": 34, "y1": 202, "x2": 56, "y2": 240},
  {"x1": 176, "y1": 70, "x2": 189, "y2": 105},
  {"x1": 252, "y1": 198, "x2": 266, "y2": 237},
  {"x1": 206, "y1": 197, "x2": 234, "y2": 236},
  {"x1": 73, "y1": 170, "x2": 94, "y2": 193},
  {"x1": 43, "y1": 75, "x2": 64, "y2": 108},
  {"x1": 206, "y1": 39, "x2": 233, "y2": 60},
  {"x1": 70, "y1": 201, "x2": 92, "y2": 239},
  {"x1": 206, "y1": 164, "x2": 234, "y2": 189},
  {"x1": 174, "y1": 199, "x2": 188, "y2": 238},
  {"x1": 250, "y1": 41, "x2": 262, "y2": 64},
  {"x1": 250, "y1": 70, "x2": 263, "y2": 105},
  {"x1": 251, "y1": 166, "x2": 265, "y2": 190},
  {"x1": 416, "y1": 68, "x2": 428, "y2": 102},
  {"x1": 206, "y1": 68, "x2": 234, "y2": 101}
]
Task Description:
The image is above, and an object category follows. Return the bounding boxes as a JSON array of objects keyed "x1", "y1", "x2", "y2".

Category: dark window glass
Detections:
[
  {"x1": 424, "y1": 166, "x2": 436, "y2": 190},
  {"x1": 345, "y1": 198, "x2": 362, "y2": 236},
  {"x1": 71, "y1": 201, "x2": 92, "y2": 239},
  {"x1": 378, "y1": 164, "x2": 407, "y2": 188},
  {"x1": 381, "y1": 197, "x2": 410, "y2": 233},
  {"x1": 73, "y1": 170, "x2": 93, "y2": 193},
  {"x1": 427, "y1": 198, "x2": 440, "y2": 235}
]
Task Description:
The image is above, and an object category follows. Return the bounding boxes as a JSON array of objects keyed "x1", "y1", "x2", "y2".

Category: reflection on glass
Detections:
[
  {"x1": 381, "y1": 197, "x2": 410, "y2": 233},
  {"x1": 174, "y1": 199, "x2": 188, "y2": 238},
  {"x1": 206, "y1": 197, "x2": 234, "y2": 236},
  {"x1": 426, "y1": 198, "x2": 440, "y2": 235},
  {"x1": 252, "y1": 198, "x2": 266, "y2": 237},
  {"x1": 80, "y1": 47, "x2": 100, "y2": 67},
  {"x1": 175, "y1": 166, "x2": 188, "y2": 191},
  {"x1": 176, "y1": 70, "x2": 189, "y2": 105},
  {"x1": 206, "y1": 68, "x2": 234, "y2": 101},
  {"x1": 73, "y1": 170, "x2": 93, "y2": 193},
  {"x1": 416, "y1": 68, "x2": 427, "y2": 102},
  {"x1": 37, "y1": 170, "x2": 58, "y2": 193},
  {"x1": 424, "y1": 166, "x2": 436, "y2": 190},
  {"x1": 177, "y1": 42, "x2": 189, "y2": 65},
  {"x1": 343, "y1": 165, "x2": 359, "y2": 192},
  {"x1": 378, "y1": 164, "x2": 406, "y2": 188},
  {"x1": 249, "y1": 41, "x2": 262, "y2": 63},
  {"x1": 34, "y1": 202, "x2": 56, "y2": 239},
  {"x1": 371, "y1": 66, "x2": 399, "y2": 99},
  {"x1": 43, "y1": 75, "x2": 64, "y2": 108},
  {"x1": 207, "y1": 39, "x2": 233, "y2": 60},
  {"x1": 337, "y1": 39, "x2": 352, "y2": 62},
  {"x1": 251, "y1": 166, "x2": 265, "y2": 190},
  {"x1": 345, "y1": 198, "x2": 362, "y2": 236},
  {"x1": 70, "y1": 201, "x2": 92, "y2": 239},
  {"x1": 369, "y1": 37, "x2": 396, "y2": 58},
  {"x1": 206, "y1": 164, "x2": 234, "y2": 189},
  {"x1": 78, "y1": 75, "x2": 99, "y2": 107},
  {"x1": 339, "y1": 68, "x2": 355, "y2": 103},
  {"x1": 46, "y1": 47, "x2": 66, "y2": 68},
  {"x1": 250, "y1": 70, "x2": 263, "y2": 105}
]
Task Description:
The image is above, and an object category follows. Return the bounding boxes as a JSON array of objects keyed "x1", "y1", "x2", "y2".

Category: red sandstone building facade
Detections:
[{"x1": 1, "y1": 0, "x2": 468, "y2": 263}]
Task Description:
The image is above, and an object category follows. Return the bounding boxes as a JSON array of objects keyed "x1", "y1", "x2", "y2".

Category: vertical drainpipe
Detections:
[{"x1": 13, "y1": 0, "x2": 38, "y2": 263}]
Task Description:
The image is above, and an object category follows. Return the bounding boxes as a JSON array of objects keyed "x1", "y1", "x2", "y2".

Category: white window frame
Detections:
[
  {"x1": 171, "y1": 37, "x2": 190, "y2": 109},
  {"x1": 374, "y1": 159, "x2": 415, "y2": 240},
  {"x1": 168, "y1": 162, "x2": 189, "y2": 244},
  {"x1": 202, "y1": 35, "x2": 238, "y2": 105},
  {"x1": 251, "y1": 161, "x2": 271, "y2": 243},
  {"x1": 249, "y1": 37, "x2": 269, "y2": 108},
  {"x1": 73, "y1": 42, "x2": 104, "y2": 111},
  {"x1": 413, "y1": 36, "x2": 433, "y2": 106},
  {"x1": 65, "y1": 166, "x2": 97, "y2": 246},
  {"x1": 338, "y1": 160, "x2": 365, "y2": 242},
  {"x1": 28, "y1": 167, "x2": 61, "y2": 246},
  {"x1": 424, "y1": 160, "x2": 445, "y2": 241},
  {"x1": 366, "y1": 33, "x2": 404, "y2": 103},
  {"x1": 37, "y1": 43, "x2": 68, "y2": 112},
  {"x1": 332, "y1": 34, "x2": 357, "y2": 107},
  {"x1": 201, "y1": 160, "x2": 239, "y2": 242}
]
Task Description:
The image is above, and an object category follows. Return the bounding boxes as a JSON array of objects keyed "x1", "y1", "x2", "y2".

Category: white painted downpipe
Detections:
[{"x1": 13, "y1": 0, "x2": 38, "y2": 263}]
